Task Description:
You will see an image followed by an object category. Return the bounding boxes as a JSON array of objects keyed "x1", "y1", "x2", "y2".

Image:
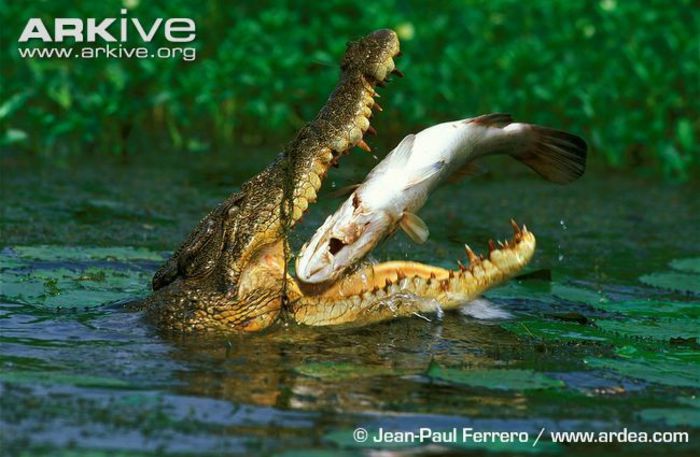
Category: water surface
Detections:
[{"x1": 2, "y1": 150, "x2": 698, "y2": 456}]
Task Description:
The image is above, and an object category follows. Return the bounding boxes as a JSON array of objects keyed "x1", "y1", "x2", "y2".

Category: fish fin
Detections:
[
  {"x1": 446, "y1": 160, "x2": 488, "y2": 183},
  {"x1": 511, "y1": 125, "x2": 588, "y2": 184},
  {"x1": 399, "y1": 212, "x2": 429, "y2": 244},
  {"x1": 329, "y1": 184, "x2": 360, "y2": 198},
  {"x1": 466, "y1": 113, "x2": 513, "y2": 127},
  {"x1": 387, "y1": 133, "x2": 416, "y2": 167},
  {"x1": 403, "y1": 160, "x2": 446, "y2": 190}
]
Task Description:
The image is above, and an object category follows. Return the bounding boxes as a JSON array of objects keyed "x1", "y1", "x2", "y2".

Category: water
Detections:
[{"x1": 2, "y1": 150, "x2": 699, "y2": 456}]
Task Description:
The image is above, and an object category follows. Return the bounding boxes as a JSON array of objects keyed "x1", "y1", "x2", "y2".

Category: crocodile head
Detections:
[
  {"x1": 141, "y1": 30, "x2": 402, "y2": 332},
  {"x1": 140, "y1": 29, "x2": 543, "y2": 333}
]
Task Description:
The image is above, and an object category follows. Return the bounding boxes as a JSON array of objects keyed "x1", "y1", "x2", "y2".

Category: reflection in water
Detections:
[{"x1": 170, "y1": 315, "x2": 528, "y2": 415}]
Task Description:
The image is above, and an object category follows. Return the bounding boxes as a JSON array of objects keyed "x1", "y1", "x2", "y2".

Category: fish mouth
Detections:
[
  {"x1": 295, "y1": 202, "x2": 391, "y2": 284},
  {"x1": 295, "y1": 226, "x2": 378, "y2": 284}
]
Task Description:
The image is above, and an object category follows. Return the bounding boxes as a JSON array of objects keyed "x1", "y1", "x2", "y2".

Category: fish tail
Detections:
[{"x1": 510, "y1": 125, "x2": 588, "y2": 184}]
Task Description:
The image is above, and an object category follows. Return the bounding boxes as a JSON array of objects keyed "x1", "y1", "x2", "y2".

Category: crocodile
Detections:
[{"x1": 138, "y1": 29, "x2": 552, "y2": 333}]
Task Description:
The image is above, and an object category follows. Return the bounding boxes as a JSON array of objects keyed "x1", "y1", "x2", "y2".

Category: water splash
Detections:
[
  {"x1": 460, "y1": 298, "x2": 512, "y2": 319},
  {"x1": 558, "y1": 219, "x2": 567, "y2": 262},
  {"x1": 378, "y1": 293, "x2": 443, "y2": 321}
]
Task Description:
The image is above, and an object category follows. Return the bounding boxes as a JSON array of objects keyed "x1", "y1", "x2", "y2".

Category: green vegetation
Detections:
[
  {"x1": 1, "y1": 0, "x2": 698, "y2": 179},
  {"x1": 0, "y1": 246, "x2": 160, "y2": 308}
]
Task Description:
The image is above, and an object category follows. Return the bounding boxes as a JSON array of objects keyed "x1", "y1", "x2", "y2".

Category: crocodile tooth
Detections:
[
  {"x1": 488, "y1": 239, "x2": 496, "y2": 252},
  {"x1": 464, "y1": 244, "x2": 479, "y2": 264},
  {"x1": 392, "y1": 68, "x2": 404, "y2": 78},
  {"x1": 372, "y1": 101, "x2": 383, "y2": 112},
  {"x1": 357, "y1": 140, "x2": 371, "y2": 152},
  {"x1": 510, "y1": 219, "x2": 521, "y2": 235},
  {"x1": 366, "y1": 125, "x2": 377, "y2": 136}
]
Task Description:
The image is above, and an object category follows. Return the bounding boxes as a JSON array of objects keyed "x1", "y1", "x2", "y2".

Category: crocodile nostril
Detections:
[{"x1": 329, "y1": 238, "x2": 345, "y2": 255}]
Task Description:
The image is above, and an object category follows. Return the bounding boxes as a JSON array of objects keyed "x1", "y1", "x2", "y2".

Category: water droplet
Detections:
[
  {"x1": 434, "y1": 300, "x2": 445, "y2": 319},
  {"x1": 558, "y1": 220, "x2": 567, "y2": 261}
]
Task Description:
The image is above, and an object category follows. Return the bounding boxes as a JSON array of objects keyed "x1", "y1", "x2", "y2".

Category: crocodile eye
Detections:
[{"x1": 227, "y1": 194, "x2": 244, "y2": 216}]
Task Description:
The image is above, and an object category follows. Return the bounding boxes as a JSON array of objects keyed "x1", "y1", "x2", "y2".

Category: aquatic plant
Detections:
[{"x1": 1, "y1": 0, "x2": 697, "y2": 179}]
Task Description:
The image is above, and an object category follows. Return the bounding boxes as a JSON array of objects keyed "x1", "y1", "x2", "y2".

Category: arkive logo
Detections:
[
  {"x1": 17, "y1": 9, "x2": 197, "y2": 61},
  {"x1": 19, "y1": 8, "x2": 196, "y2": 43}
]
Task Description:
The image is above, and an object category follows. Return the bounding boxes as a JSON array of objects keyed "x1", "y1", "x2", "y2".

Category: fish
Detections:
[{"x1": 295, "y1": 113, "x2": 587, "y2": 283}]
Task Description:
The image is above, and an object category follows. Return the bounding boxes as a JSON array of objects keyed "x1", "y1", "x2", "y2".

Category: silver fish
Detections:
[{"x1": 296, "y1": 113, "x2": 586, "y2": 283}]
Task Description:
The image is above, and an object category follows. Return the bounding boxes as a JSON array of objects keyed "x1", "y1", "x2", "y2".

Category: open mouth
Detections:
[
  {"x1": 292, "y1": 220, "x2": 536, "y2": 327},
  {"x1": 328, "y1": 237, "x2": 345, "y2": 255},
  {"x1": 344, "y1": 220, "x2": 536, "y2": 293},
  {"x1": 297, "y1": 220, "x2": 535, "y2": 295},
  {"x1": 288, "y1": 30, "x2": 540, "y2": 326}
]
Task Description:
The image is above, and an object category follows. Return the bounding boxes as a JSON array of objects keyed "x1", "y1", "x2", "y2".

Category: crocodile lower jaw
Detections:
[{"x1": 291, "y1": 221, "x2": 535, "y2": 327}]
